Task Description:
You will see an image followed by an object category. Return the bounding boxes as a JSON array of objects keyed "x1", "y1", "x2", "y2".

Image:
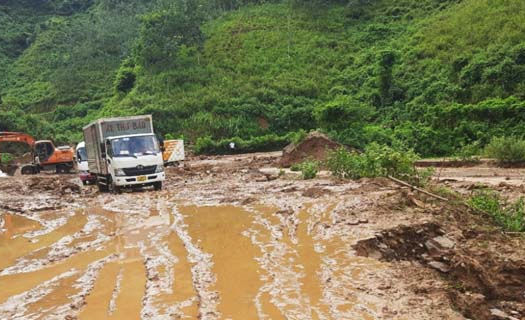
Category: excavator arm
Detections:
[{"x1": 0, "y1": 132, "x2": 36, "y2": 147}]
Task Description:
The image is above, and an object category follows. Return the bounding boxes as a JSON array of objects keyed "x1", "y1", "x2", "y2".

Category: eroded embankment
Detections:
[{"x1": 354, "y1": 221, "x2": 525, "y2": 320}]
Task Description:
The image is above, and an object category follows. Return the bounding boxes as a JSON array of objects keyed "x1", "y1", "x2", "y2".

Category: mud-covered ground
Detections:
[{"x1": 0, "y1": 153, "x2": 524, "y2": 320}]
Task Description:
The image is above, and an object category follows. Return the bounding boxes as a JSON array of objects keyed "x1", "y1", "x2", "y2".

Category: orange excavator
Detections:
[{"x1": 0, "y1": 132, "x2": 74, "y2": 175}]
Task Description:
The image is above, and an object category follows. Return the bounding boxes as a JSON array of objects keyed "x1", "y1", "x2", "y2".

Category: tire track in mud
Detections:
[
  {"x1": 245, "y1": 199, "x2": 387, "y2": 320},
  {"x1": 182, "y1": 205, "x2": 264, "y2": 320},
  {"x1": 0, "y1": 210, "x2": 87, "y2": 272},
  {"x1": 90, "y1": 194, "x2": 202, "y2": 319},
  {"x1": 316, "y1": 198, "x2": 386, "y2": 319},
  {"x1": 142, "y1": 201, "x2": 199, "y2": 319},
  {"x1": 247, "y1": 204, "x2": 331, "y2": 320},
  {"x1": 0, "y1": 253, "x2": 117, "y2": 319},
  {"x1": 2, "y1": 211, "x2": 111, "y2": 275},
  {"x1": 170, "y1": 204, "x2": 219, "y2": 319}
]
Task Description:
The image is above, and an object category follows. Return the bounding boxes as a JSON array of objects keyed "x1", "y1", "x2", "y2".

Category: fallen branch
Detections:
[{"x1": 387, "y1": 175, "x2": 449, "y2": 202}]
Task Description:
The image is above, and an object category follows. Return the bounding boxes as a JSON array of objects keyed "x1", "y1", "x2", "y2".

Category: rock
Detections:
[
  {"x1": 264, "y1": 173, "x2": 279, "y2": 181},
  {"x1": 425, "y1": 236, "x2": 455, "y2": 254},
  {"x1": 427, "y1": 261, "x2": 450, "y2": 273},
  {"x1": 358, "y1": 218, "x2": 369, "y2": 224},
  {"x1": 432, "y1": 236, "x2": 456, "y2": 249},
  {"x1": 408, "y1": 195, "x2": 426, "y2": 208},
  {"x1": 490, "y1": 308, "x2": 509, "y2": 319},
  {"x1": 346, "y1": 219, "x2": 360, "y2": 226}
]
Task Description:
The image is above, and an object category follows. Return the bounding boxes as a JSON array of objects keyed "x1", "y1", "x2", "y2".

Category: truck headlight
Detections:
[
  {"x1": 155, "y1": 165, "x2": 164, "y2": 173},
  {"x1": 114, "y1": 168, "x2": 126, "y2": 176}
]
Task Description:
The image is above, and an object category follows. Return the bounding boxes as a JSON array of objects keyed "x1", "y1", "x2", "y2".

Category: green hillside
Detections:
[{"x1": 1, "y1": 0, "x2": 525, "y2": 156}]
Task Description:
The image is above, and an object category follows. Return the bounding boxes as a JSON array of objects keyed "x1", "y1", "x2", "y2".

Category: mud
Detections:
[
  {"x1": 354, "y1": 219, "x2": 525, "y2": 319},
  {"x1": 0, "y1": 153, "x2": 524, "y2": 319},
  {"x1": 280, "y1": 131, "x2": 341, "y2": 167}
]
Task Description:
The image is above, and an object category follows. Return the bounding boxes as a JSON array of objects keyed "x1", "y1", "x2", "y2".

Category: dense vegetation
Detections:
[{"x1": 1, "y1": 0, "x2": 525, "y2": 157}]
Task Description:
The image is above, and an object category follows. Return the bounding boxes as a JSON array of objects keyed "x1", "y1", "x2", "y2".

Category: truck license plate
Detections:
[{"x1": 137, "y1": 176, "x2": 147, "y2": 182}]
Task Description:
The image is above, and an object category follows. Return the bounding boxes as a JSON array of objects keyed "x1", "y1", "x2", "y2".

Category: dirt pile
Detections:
[
  {"x1": 280, "y1": 131, "x2": 341, "y2": 167},
  {"x1": 27, "y1": 176, "x2": 81, "y2": 195},
  {"x1": 354, "y1": 223, "x2": 525, "y2": 320}
]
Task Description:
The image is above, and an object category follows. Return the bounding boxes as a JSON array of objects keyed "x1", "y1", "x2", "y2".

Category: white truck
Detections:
[{"x1": 83, "y1": 115, "x2": 165, "y2": 192}]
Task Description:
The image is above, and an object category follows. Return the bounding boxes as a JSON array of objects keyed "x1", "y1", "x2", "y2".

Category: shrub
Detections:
[
  {"x1": 326, "y1": 143, "x2": 429, "y2": 185},
  {"x1": 290, "y1": 129, "x2": 308, "y2": 145},
  {"x1": 0, "y1": 153, "x2": 14, "y2": 164},
  {"x1": 290, "y1": 163, "x2": 302, "y2": 172},
  {"x1": 469, "y1": 190, "x2": 525, "y2": 232},
  {"x1": 114, "y1": 67, "x2": 136, "y2": 93},
  {"x1": 299, "y1": 159, "x2": 319, "y2": 180},
  {"x1": 455, "y1": 141, "x2": 482, "y2": 162},
  {"x1": 325, "y1": 147, "x2": 361, "y2": 179},
  {"x1": 194, "y1": 136, "x2": 216, "y2": 154},
  {"x1": 484, "y1": 136, "x2": 525, "y2": 163}
]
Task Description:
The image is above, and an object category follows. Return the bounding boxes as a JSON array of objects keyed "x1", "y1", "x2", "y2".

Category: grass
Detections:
[
  {"x1": 290, "y1": 159, "x2": 320, "y2": 180},
  {"x1": 469, "y1": 190, "x2": 525, "y2": 232}
]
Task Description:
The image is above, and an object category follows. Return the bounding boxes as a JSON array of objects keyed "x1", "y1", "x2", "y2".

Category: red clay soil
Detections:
[{"x1": 280, "y1": 131, "x2": 341, "y2": 167}]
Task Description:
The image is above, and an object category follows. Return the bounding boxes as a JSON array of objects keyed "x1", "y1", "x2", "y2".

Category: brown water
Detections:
[
  {"x1": 183, "y1": 205, "x2": 263, "y2": 319},
  {"x1": 0, "y1": 211, "x2": 87, "y2": 271},
  {"x1": 0, "y1": 201, "x2": 385, "y2": 319}
]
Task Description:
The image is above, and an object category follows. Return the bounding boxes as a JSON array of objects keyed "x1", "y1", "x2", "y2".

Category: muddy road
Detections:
[{"x1": 0, "y1": 153, "x2": 524, "y2": 319}]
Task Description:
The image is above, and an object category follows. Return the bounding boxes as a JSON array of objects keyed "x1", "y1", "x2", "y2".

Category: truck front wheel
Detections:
[{"x1": 153, "y1": 181, "x2": 162, "y2": 191}]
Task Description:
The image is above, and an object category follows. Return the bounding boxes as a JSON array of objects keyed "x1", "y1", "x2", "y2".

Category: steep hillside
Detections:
[{"x1": 1, "y1": 0, "x2": 525, "y2": 156}]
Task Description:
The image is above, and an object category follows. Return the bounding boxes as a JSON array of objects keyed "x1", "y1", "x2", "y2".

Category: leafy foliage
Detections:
[
  {"x1": 1, "y1": 0, "x2": 525, "y2": 156},
  {"x1": 295, "y1": 159, "x2": 319, "y2": 180},
  {"x1": 326, "y1": 143, "x2": 431, "y2": 185},
  {"x1": 469, "y1": 190, "x2": 525, "y2": 232},
  {"x1": 484, "y1": 136, "x2": 525, "y2": 164}
]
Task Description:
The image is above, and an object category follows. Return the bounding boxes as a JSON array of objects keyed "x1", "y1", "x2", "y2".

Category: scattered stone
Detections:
[
  {"x1": 427, "y1": 261, "x2": 450, "y2": 273},
  {"x1": 431, "y1": 236, "x2": 456, "y2": 249},
  {"x1": 408, "y1": 195, "x2": 426, "y2": 208},
  {"x1": 490, "y1": 308, "x2": 510, "y2": 319}
]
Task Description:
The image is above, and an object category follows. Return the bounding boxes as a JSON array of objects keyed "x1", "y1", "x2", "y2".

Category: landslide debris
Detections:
[
  {"x1": 280, "y1": 131, "x2": 341, "y2": 167},
  {"x1": 354, "y1": 222, "x2": 525, "y2": 320}
]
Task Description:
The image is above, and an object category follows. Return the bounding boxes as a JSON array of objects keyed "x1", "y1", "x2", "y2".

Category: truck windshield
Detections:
[
  {"x1": 110, "y1": 135, "x2": 160, "y2": 157},
  {"x1": 77, "y1": 147, "x2": 88, "y2": 161}
]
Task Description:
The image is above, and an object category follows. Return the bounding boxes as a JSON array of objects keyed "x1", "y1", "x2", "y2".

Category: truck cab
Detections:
[
  {"x1": 103, "y1": 133, "x2": 165, "y2": 191},
  {"x1": 76, "y1": 141, "x2": 96, "y2": 185}
]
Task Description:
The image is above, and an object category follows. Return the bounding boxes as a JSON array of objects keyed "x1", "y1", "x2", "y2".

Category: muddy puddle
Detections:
[
  {"x1": 6, "y1": 165, "x2": 496, "y2": 320},
  {"x1": 0, "y1": 198, "x2": 392, "y2": 319}
]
